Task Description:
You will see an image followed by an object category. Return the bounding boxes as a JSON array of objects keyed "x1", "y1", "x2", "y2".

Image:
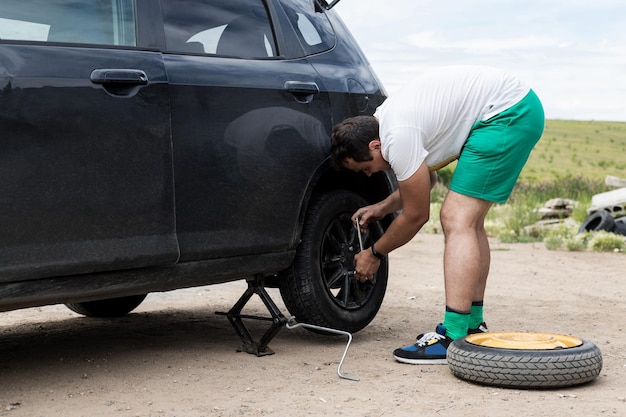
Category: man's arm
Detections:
[
  {"x1": 430, "y1": 170, "x2": 438, "y2": 190},
  {"x1": 355, "y1": 167, "x2": 436, "y2": 227},
  {"x1": 373, "y1": 161, "x2": 432, "y2": 255},
  {"x1": 353, "y1": 161, "x2": 432, "y2": 280},
  {"x1": 378, "y1": 188, "x2": 403, "y2": 214},
  {"x1": 353, "y1": 188, "x2": 402, "y2": 228}
]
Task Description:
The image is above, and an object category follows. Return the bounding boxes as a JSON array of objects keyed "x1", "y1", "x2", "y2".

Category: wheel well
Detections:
[{"x1": 309, "y1": 162, "x2": 397, "y2": 230}]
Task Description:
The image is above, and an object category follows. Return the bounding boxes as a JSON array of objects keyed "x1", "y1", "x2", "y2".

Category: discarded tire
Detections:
[
  {"x1": 447, "y1": 332, "x2": 603, "y2": 389},
  {"x1": 614, "y1": 217, "x2": 626, "y2": 236},
  {"x1": 578, "y1": 210, "x2": 615, "y2": 233}
]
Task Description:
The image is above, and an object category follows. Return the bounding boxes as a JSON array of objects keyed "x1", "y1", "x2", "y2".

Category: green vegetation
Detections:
[
  {"x1": 521, "y1": 120, "x2": 626, "y2": 182},
  {"x1": 426, "y1": 120, "x2": 626, "y2": 253},
  {"x1": 542, "y1": 225, "x2": 625, "y2": 252}
]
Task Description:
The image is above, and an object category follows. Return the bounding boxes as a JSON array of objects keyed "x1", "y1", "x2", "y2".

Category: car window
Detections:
[
  {"x1": 0, "y1": 0, "x2": 136, "y2": 46},
  {"x1": 160, "y1": 0, "x2": 276, "y2": 58},
  {"x1": 277, "y1": 0, "x2": 335, "y2": 56}
]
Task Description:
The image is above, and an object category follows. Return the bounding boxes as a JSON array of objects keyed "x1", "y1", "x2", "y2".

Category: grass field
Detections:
[{"x1": 520, "y1": 119, "x2": 626, "y2": 183}]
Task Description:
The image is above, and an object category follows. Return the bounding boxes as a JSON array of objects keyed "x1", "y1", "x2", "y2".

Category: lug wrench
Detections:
[
  {"x1": 285, "y1": 318, "x2": 359, "y2": 381},
  {"x1": 354, "y1": 217, "x2": 376, "y2": 283},
  {"x1": 281, "y1": 218, "x2": 366, "y2": 382},
  {"x1": 355, "y1": 216, "x2": 364, "y2": 252}
]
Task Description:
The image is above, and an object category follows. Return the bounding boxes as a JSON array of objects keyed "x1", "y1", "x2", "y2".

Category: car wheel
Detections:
[
  {"x1": 65, "y1": 294, "x2": 147, "y2": 317},
  {"x1": 447, "y1": 332, "x2": 603, "y2": 388},
  {"x1": 279, "y1": 190, "x2": 388, "y2": 333},
  {"x1": 578, "y1": 210, "x2": 615, "y2": 233}
]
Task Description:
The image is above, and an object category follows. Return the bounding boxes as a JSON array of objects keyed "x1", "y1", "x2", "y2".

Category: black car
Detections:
[{"x1": 0, "y1": 0, "x2": 395, "y2": 342}]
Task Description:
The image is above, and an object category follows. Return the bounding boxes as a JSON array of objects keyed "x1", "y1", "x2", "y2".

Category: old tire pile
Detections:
[
  {"x1": 447, "y1": 332, "x2": 603, "y2": 389},
  {"x1": 578, "y1": 210, "x2": 626, "y2": 236}
]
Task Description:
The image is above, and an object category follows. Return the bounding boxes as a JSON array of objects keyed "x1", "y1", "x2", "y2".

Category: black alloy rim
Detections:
[{"x1": 320, "y1": 213, "x2": 376, "y2": 310}]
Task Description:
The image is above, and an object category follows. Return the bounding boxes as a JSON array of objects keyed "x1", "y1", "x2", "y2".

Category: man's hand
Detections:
[
  {"x1": 353, "y1": 247, "x2": 380, "y2": 282},
  {"x1": 351, "y1": 204, "x2": 384, "y2": 233},
  {"x1": 351, "y1": 189, "x2": 402, "y2": 233}
]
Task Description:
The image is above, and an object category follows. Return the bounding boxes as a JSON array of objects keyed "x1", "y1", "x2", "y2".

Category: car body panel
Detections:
[
  {"x1": 0, "y1": 0, "x2": 393, "y2": 312},
  {"x1": 164, "y1": 55, "x2": 332, "y2": 260},
  {"x1": 0, "y1": 44, "x2": 179, "y2": 282}
]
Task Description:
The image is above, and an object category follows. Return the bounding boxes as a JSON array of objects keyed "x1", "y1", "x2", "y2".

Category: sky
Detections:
[{"x1": 334, "y1": 0, "x2": 626, "y2": 122}]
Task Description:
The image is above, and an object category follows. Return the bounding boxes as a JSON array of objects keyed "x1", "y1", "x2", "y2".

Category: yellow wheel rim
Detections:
[{"x1": 465, "y1": 332, "x2": 583, "y2": 350}]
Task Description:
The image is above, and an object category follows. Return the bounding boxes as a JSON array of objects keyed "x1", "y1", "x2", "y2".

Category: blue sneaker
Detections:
[{"x1": 393, "y1": 323, "x2": 452, "y2": 365}]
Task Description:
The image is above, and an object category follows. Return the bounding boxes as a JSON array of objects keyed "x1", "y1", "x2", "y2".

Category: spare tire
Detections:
[
  {"x1": 447, "y1": 332, "x2": 603, "y2": 389},
  {"x1": 578, "y1": 210, "x2": 615, "y2": 233}
]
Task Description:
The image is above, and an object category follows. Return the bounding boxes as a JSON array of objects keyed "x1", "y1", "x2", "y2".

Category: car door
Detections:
[
  {"x1": 158, "y1": 0, "x2": 333, "y2": 261},
  {"x1": 0, "y1": 0, "x2": 179, "y2": 281}
]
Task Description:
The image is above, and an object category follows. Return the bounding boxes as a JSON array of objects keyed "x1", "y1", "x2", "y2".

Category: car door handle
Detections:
[
  {"x1": 90, "y1": 69, "x2": 149, "y2": 85},
  {"x1": 284, "y1": 81, "x2": 319, "y2": 104}
]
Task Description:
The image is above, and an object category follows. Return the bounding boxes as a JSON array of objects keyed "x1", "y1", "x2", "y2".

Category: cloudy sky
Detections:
[{"x1": 334, "y1": 0, "x2": 626, "y2": 122}]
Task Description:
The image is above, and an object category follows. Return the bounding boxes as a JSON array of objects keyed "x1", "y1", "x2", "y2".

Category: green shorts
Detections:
[{"x1": 449, "y1": 89, "x2": 545, "y2": 203}]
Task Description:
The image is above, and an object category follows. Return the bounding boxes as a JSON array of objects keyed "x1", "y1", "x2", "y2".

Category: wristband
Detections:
[{"x1": 371, "y1": 244, "x2": 385, "y2": 260}]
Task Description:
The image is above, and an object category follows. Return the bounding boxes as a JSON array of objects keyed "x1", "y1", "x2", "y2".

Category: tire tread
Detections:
[{"x1": 447, "y1": 339, "x2": 603, "y2": 388}]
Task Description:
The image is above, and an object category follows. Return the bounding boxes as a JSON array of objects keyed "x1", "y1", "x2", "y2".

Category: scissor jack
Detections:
[
  {"x1": 216, "y1": 275, "x2": 359, "y2": 380},
  {"x1": 215, "y1": 274, "x2": 288, "y2": 356}
]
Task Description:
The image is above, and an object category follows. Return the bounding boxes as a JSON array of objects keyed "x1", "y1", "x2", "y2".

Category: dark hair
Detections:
[{"x1": 330, "y1": 115, "x2": 379, "y2": 169}]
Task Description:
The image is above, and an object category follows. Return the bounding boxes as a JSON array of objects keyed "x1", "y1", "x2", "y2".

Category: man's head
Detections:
[{"x1": 330, "y1": 115, "x2": 390, "y2": 176}]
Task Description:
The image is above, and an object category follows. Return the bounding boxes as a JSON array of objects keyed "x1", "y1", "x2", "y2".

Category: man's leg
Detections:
[
  {"x1": 392, "y1": 90, "x2": 543, "y2": 365},
  {"x1": 392, "y1": 190, "x2": 492, "y2": 365},
  {"x1": 440, "y1": 190, "x2": 492, "y2": 339}
]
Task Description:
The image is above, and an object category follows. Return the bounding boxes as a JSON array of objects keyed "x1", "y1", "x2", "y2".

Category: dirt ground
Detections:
[{"x1": 1, "y1": 232, "x2": 625, "y2": 417}]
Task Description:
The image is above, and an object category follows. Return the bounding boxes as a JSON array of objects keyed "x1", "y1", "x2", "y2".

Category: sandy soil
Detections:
[{"x1": 1, "y1": 233, "x2": 625, "y2": 417}]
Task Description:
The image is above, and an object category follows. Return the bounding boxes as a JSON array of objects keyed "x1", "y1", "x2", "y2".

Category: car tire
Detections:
[
  {"x1": 447, "y1": 332, "x2": 603, "y2": 389},
  {"x1": 65, "y1": 294, "x2": 147, "y2": 317},
  {"x1": 578, "y1": 210, "x2": 616, "y2": 233},
  {"x1": 279, "y1": 190, "x2": 388, "y2": 333},
  {"x1": 613, "y1": 217, "x2": 626, "y2": 236}
]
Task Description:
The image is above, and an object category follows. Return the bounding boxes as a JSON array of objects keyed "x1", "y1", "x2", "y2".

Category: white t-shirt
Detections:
[{"x1": 374, "y1": 66, "x2": 530, "y2": 181}]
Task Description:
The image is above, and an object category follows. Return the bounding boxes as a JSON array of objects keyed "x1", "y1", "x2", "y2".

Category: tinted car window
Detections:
[
  {"x1": 0, "y1": 0, "x2": 136, "y2": 46},
  {"x1": 160, "y1": 0, "x2": 276, "y2": 57},
  {"x1": 278, "y1": 0, "x2": 335, "y2": 56}
]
